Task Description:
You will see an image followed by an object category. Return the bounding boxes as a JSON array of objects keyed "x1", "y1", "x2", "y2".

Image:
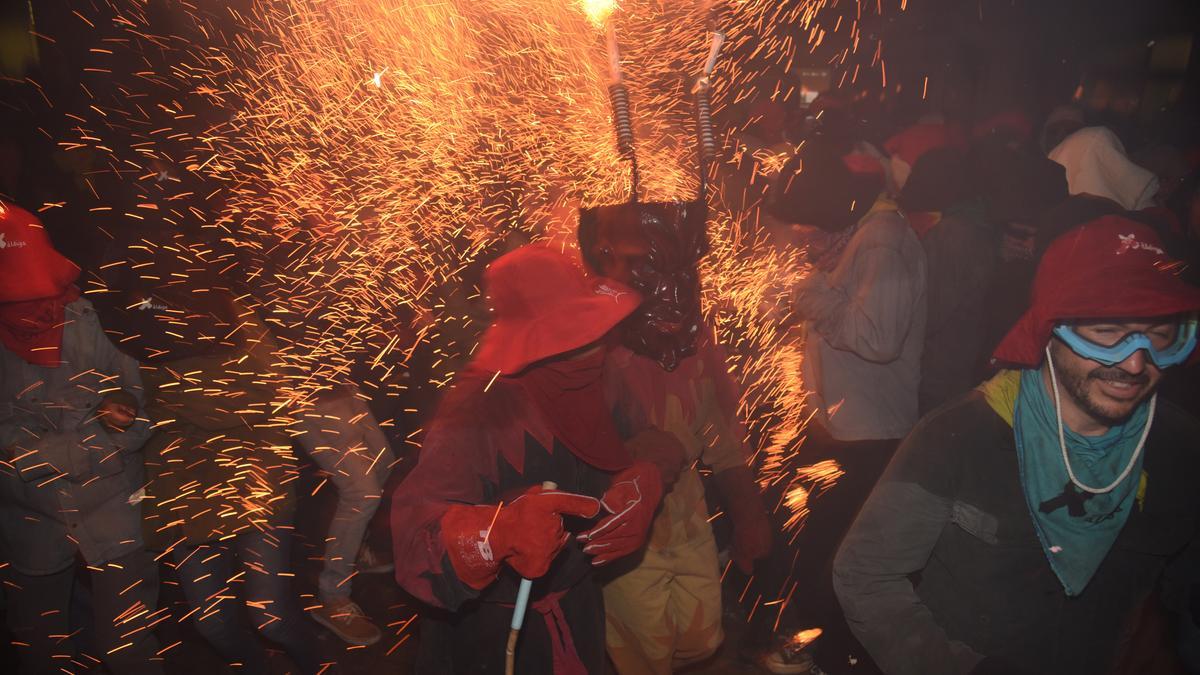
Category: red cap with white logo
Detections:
[
  {"x1": 993, "y1": 215, "x2": 1200, "y2": 367},
  {"x1": 0, "y1": 200, "x2": 80, "y2": 303}
]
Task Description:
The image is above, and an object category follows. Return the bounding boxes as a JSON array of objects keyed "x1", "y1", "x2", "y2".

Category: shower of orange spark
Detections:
[
  {"x1": 781, "y1": 459, "x2": 846, "y2": 536},
  {"x1": 37, "y1": 0, "x2": 901, "y2": 635},
  {"x1": 53, "y1": 0, "x2": 881, "y2": 451}
]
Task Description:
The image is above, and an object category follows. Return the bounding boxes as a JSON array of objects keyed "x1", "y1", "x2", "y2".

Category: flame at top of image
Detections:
[{"x1": 580, "y1": 0, "x2": 619, "y2": 27}]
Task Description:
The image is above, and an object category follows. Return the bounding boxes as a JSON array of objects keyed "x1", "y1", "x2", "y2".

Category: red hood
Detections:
[{"x1": 993, "y1": 215, "x2": 1200, "y2": 367}]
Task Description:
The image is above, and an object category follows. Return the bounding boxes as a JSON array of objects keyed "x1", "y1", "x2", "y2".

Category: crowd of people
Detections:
[{"x1": 2, "y1": 89, "x2": 1200, "y2": 675}]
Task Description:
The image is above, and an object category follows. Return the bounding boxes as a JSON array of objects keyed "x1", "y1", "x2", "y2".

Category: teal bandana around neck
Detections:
[{"x1": 1013, "y1": 367, "x2": 1151, "y2": 596}]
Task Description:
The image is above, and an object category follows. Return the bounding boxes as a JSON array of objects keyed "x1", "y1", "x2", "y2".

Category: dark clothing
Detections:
[
  {"x1": 415, "y1": 570, "x2": 607, "y2": 675},
  {"x1": 173, "y1": 529, "x2": 320, "y2": 674},
  {"x1": 1032, "y1": 194, "x2": 1184, "y2": 260},
  {"x1": 392, "y1": 376, "x2": 615, "y2": 674},
  {"x1": 747, "y1": 425, "x2": 897, "y2": 672},
  {"x1": 834, "y1": 391, "x2": 1200, "y2": 675},
  {"x1": 1032, "y1": 194, "x2": 1128, "y2": 256},
  {"x1": 919, "y1": 206, "x2": 997, "y2": 414},
  {"x1": 0, "y1": 299, "x2": 162, "y2": 674},
  {"x1": 982, "y1": 196, "x2": 1120, "y2": 364},
  {"x1": 3, "y1": 549, "x2": 163, "y2": 675},
  {"x1": 121, "y1": 290, "x2": 313, "y2": 670}
]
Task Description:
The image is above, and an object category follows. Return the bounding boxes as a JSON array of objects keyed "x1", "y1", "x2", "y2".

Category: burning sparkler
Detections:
[
  {"x1": 581, "y1": 0, "x2": 622, "y2": 82},
  {"x1": 774, "y1": 627, "x2": 824, "y2": 673},
  {"x1": 692, "y1": 2, "x2": 727, "y2": 200},
  {"x1": 580, "y1": 0, "x2": 639, "y2": 195}
]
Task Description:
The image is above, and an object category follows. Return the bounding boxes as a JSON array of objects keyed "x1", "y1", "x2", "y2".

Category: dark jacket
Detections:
[
  {"x1": 919, "y1": 205, "x2": 997, "y2": 414},
  {"x1": 833, "y1": 389, "x2": 1200, "y2": 675}
]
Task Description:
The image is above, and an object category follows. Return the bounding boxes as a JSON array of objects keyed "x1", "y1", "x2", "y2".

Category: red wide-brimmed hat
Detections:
[
  {"x1": 993, "y1": 215, "x2": 1200, "y2": 367},
  {"x1": 473, "y1": 245, "x2": 641, "y2": 375},
  {"x1": 0, "y1": 200, "x2": 80, "y2": 303}
]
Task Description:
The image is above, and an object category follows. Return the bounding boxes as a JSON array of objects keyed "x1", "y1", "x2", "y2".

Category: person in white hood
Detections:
[{"x1": 1049, "y1": 126, "x2": 1159, "y2": 212}]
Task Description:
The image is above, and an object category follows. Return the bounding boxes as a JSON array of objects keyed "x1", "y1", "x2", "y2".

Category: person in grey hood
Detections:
[{"x1": 0, "y1": 200, "x2": 163, "y2": 674}]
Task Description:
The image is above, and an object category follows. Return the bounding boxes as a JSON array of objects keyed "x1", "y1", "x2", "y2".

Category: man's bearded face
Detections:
[
  {"x1": 1049, "y1": 320, "x2": 1175, "y2": 428},
  {"x1": 578, "y1": 201, "x2": 707, "y2": 371}
]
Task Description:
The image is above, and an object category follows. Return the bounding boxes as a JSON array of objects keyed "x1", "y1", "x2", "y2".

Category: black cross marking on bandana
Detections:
[{"x1": 1038, "y1": 481, "x2": 1095, "y2": 518}]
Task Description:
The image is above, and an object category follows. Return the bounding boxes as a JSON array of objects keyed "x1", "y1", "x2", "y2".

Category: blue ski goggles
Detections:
[{"x1": 1052, "y1": 316, "x2": 1198, "y2": 368}]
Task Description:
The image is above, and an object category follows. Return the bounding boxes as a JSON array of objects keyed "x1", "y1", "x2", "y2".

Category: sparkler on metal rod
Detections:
[
  {"x1": 583, "y1": 0, "x2": 639, "y2": 201},
  {"x1": 692, "y1": 5, "x2": 726, "y2": 204},
  {"x1": 505, "y1": 481, "x2": 557, "y2": 675}
]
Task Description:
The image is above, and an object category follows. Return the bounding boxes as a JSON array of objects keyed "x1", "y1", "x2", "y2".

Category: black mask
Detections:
[{"x1": 578, "y1": 200, "x2": 707, "y2": 371}]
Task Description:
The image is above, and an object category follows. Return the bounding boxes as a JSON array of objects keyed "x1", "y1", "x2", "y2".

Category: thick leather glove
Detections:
[
  {"x1": 625, "y1": 428, "x2": 687, "y2": 489},
  {"x1": 578, "y1": 461, "x2": 663, "y2": 566},
  {"x1": 441, "y1": 485, "x2": 601, "y2": 590},
  {"x1": 714, "y1": 466, "x2": 773, "y2": 573}
]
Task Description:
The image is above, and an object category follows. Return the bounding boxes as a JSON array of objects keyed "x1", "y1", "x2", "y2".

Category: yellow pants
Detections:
[{"x1": 602, "y1": 522, "x2": 724, "y2": 675}]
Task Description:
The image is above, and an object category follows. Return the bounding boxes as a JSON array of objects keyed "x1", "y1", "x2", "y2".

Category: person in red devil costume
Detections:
[
  {"x1": 0, "y1": 200, "x2": 163, "y2": 674},
  {"x1": 578, "y1": 201, "x2": 773, "y2": 674},
  {"x1": 390, "y1": 244, "x2": 685, "y2": 674}
]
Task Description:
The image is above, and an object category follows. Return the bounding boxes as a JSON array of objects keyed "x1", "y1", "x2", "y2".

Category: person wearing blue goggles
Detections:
[{"x1": 1052, "y1": 315, "x2": 1199, "y2": 369}]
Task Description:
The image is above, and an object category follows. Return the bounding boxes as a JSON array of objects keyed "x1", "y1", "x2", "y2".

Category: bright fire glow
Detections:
[
  {"x1": 788, "y1": 627, "x2": 823, "y2": 649},
  {"x1": 580, "y1": 0, "x2": 619, "y2": 28}
]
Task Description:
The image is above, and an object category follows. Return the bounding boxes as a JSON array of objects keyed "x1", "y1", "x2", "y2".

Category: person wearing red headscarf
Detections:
[
  {"x1": 834, "y1": 216, "x2": 1200, "y2": 675},
  {"x1": 0, "y1": 200, "x2": 163, "y2": 674},
  {"x1": 390, "y1": 245, "x2": 685, "y2": 674}
]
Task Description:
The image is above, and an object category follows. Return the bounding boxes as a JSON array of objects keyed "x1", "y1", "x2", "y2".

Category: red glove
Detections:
[
  {"x1": 714, "y1": 466, "x2": 773, "y2": 573},
  {"x1": 441, "y1": 485, "x2": 601, "y2": 590},
  {"x1": 578, "y1": 461, "x2": 663, "y2": 566}
]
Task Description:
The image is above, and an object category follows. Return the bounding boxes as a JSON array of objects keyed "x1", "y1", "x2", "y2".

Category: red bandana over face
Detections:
[
  {"x1": 0, "y1": 201, "x2": 82, "y2": 366},
  {"x1": 0, "y1": 286, "x2": 82, "y2": 366},
  {"x1": 514, "y1": 349, "x2": 631, "y2": 471}
]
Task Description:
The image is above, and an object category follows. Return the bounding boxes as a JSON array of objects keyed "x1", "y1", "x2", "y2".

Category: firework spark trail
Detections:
[
  {"x1": 40, "y1": 0, "x2": 900, "y2": 639},
  {"x1": 184, "y1": 0, "x2": 842, "y2": 429},
  {"x1": 51, "y1": 0, "x2": 890, "y2": 436},
  {"x1": 781, "y1": 458, "x2": 846, "y2": 537}
]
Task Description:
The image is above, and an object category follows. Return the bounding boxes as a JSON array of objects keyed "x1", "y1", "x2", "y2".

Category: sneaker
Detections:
[
  {"x1": 356, "y1": 544, "x2": 394, "y2": 575},
  {"x1": 312, "y1": 598, "x2": 382, "y2": 646}
]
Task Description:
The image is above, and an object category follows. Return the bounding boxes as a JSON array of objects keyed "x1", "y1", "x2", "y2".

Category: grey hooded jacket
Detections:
[{"x1": 0, "y1": 298, "x2": 151, "y2": 574}]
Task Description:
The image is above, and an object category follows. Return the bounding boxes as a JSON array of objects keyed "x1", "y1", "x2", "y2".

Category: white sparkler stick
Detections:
[
  {"x1": 702, "y1": 28, "x2": 726, "y2": 78},
  {"x1": 505, "y1": 480, "x2": 558, "y2": 675},
  {"x1": 606, "y1": 22, "x2": 622, "y2": 83}
]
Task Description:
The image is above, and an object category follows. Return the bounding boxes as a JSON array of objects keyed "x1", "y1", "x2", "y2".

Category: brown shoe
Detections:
[{"x1": 312, "y1": 598, "x2": 382, "y2": 646}]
